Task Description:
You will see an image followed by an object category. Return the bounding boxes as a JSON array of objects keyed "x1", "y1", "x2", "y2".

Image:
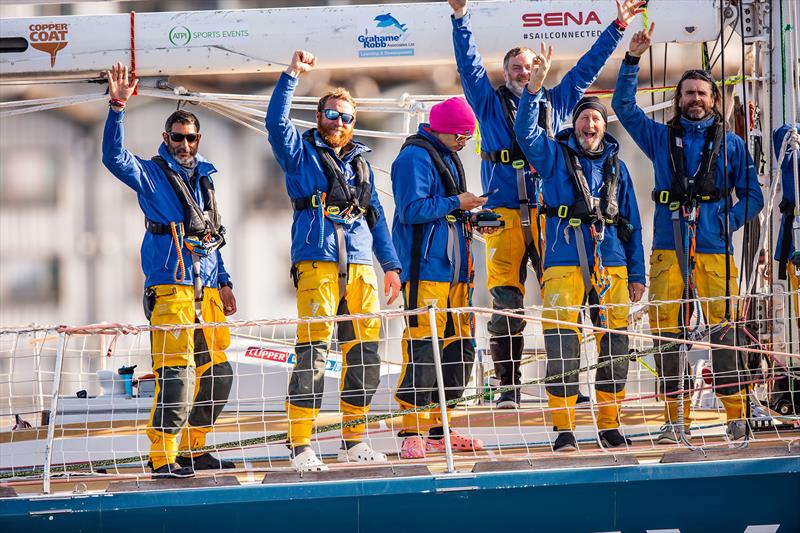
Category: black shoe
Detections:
[
  {"x1": 496, "y1": 390, "x2": 520, "y2": 409},
  {"x1": 576, "y1": 392, "x2": 591, "y2": 404},
  {"x1": 151, "y1": 462, "x2": 195, "y2": 479},
  {"x1": 553, "y1": 432, "x2": 577, "y2": 453},
  {"x1": 598, "y1": 429, "x2": 632, "y2": 448},
  {"x1": 176, "y1": 453, "x2": 235, "y2": 470}
]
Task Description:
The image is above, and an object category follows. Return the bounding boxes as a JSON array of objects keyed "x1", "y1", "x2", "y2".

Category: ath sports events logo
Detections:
[
  {"x1": 168, "y1": 25, "x2": 249, "y2": 47},
  {"x1": 29, "y1": 23, "x2": 69, "y2": 67},
  {"x1": 357, "y1": 12, "x2": 415, "y2": 58}
]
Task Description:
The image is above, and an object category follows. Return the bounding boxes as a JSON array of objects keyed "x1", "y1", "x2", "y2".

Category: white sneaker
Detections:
[
  {"x1": 656, "y1": 423, "x2": 691, "y2": 444},
  {"x1": 726, "y1": 420, "x2": 749, "y2": 442},
  {"x1": 290, "y1": 448, "x2": 328, "y2": 472},
  {"x1": 336, "y1": 442, "x2": 388, "y2": 464}
]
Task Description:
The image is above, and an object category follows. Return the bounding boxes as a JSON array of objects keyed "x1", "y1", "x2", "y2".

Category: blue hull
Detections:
[{"x1": 3, "y1": 456, "x2": 799, "y2": 532}]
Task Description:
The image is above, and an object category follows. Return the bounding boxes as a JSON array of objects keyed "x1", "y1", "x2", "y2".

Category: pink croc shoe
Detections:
[
  {"x1": 425, "y1": 431, "x2": 484, "y2": 452},
  {"x1": 399, "y1": 436, "x2": 427, "y2": 459}
]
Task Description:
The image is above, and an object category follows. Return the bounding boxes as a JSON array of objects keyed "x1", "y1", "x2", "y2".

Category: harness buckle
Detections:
[
  {"x1": 311, "y1": 194, "x2": 320, "y2": 209},
  {"x1": 557, "y1": 205, "x2": 569, "y2": 218},
  {"x1": 446, "y1": 214, "x2": 457, "y2": 223},
  {"x1": 326, "y1": 205, "x2": 341, "y2": 216},
  {"x1": 500, "y1": 150, "x2": 511, "y2": 164},
  {"x1": 568, "y1": 218, "x2": 582, "y2": 228},
  {"x1": 659, "y1": 190, "x2": 670, "y2": 204},
  {"x1": 668, "y1": 201, "x2": 681, "y2": 212},
  {"x1": 511, "y1": 159, "x2": 525, "y2": 169}
]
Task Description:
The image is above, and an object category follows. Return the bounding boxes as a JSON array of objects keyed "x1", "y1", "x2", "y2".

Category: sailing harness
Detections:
[
  {"x1": 402, "y1": 133, "x2": 473, "y2": 327},
  {"x1": 656, "y1": 121, "x2": 726, "y2": 327},
  {"x1": 777, "y1": 199, "x2": 800, "y2": 280},
  {"x1": 480, "y1": 86, "x2": 553, "y2": 284},
  {"x1": 543, "y1": 140, "x2": 631, "y2": 328},
  {"x1": 145, "y1": 156, "x2": 226, "y2": 323},
  {"x1": 290, "y1": 129, "x2": 378, "y2": 303}
]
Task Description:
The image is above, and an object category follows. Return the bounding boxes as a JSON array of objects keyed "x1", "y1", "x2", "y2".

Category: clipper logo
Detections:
[
  {"x1": 168, "y1": 26, "x2": 192, "y2": 46},
  {"x1": 357, "y1": 12, "x2": 415, "y2": 58},
  {"x1": 29, "y1": 23, "x2": 69, "y2": 67},
  {"x1": 521, "y1": 11, "x2": 602, "y2": 28},
  {"x1": 244, "y1": 347, "x2": 342, "y2": 372}
]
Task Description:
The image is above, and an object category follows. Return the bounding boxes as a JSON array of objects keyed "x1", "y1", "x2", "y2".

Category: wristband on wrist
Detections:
[
  {"x1": 613, "y1": 18, "x2": 628, "y2": 31},
  {"x1": 109, "y1": 98, "x2": 127, "y2": 108},
  {"x1": 624, "y1": 52, "x2": 641, "y2": 65}
]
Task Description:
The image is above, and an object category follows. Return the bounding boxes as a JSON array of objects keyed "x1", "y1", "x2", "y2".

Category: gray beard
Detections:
[
  {"x1": 576, "y1": 134, "x2": 604, "y2": 155},
  {"x1": 505, "y1": 80, "x2": 525, "y2": 98}
]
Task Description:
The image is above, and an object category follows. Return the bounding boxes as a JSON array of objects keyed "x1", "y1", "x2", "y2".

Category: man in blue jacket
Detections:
[
  {"x1": 774, "y1": 124, "x2": 799, "y2": 305},
  {"x1": 391, "y1": 97, "x2": 487, "y2": 459},
  {"x1": 266, "y1": 50, "x2": 402, "y2": 472},
  {"x1": 102, "y1": 62, "x2": 237, "y2": 478},
  {"x1": 449, "y1": 0, "x2": 644, "y2": 409},
  {"x1": 612, "y1": 25, "x2": 764, "y2": 443},
  {"x1": 515, "y1": 50, "x2": 646, "y2": 451}
]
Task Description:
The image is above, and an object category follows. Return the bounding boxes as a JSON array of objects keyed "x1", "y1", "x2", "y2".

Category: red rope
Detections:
[{"x1": 130, "y1": 11, "x2": 138, "y2": 96}]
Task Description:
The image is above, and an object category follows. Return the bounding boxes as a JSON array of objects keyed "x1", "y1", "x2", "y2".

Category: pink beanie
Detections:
[{"x1": 429, "y1": 97, "x2": 476, "y2": 135}]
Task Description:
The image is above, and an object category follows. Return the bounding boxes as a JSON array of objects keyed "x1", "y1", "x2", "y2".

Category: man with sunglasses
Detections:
[
  {"x1": 391, "y1": 97, "x2": 488, "y2": 459},
  {"x1": 102, "y1": 62, "x2": 237, "y2": 479},
  {"x1": 612, "y1": 25, "x2": 763, "y2": 443},
  {"x1": 266, "y1": 50, "x2": 402, "y2": 472},
  {"x1": 448, "y1": 0, "x2": 645, "y2": 410}
]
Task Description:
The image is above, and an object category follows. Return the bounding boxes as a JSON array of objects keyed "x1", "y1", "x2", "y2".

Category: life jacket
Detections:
[
  {"x1": 480, "y1": 86, "x2": 553, "y2": 164},
  {"x1": 652, "y1": 119, "x2": 724, "y2": 211},
  {"x1": 401, "y1": 133, "x2": 468, "y2": 326},
  {"x1": 145, "y1": 156, "x2": 225, "y2": 244},
  {"x1": 542, "y1": 137, "x2": 632, "y2": 242},
  {"x1": 291, "y1": 129, "x2": 376, "y2": 228}
]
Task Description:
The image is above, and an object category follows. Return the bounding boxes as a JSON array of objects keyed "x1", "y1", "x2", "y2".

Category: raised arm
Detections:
[
  {"x1": 450, "y1": 1, "x2": 497, "y2": 120},
  {"x1": 265, "y1": 50, "x2": 317, "y2": 174},
  {"x1": 101, "y1": 62, "x2": 152, "y2": 194},
  {"x1": 610, "y1": 23, "x2": 662, "y2": 160},
  {"x1": 548, "y1": 0, "x2": 644, "y2": 122}
]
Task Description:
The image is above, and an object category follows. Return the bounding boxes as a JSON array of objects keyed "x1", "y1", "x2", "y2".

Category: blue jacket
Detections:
[
  {"x1": 265, "y1": 73, "x2": 400, "y2": 273},
  {"x1": 101, "y1": 109, "x2": 230, "y2": 289},
  {"x1": 774, "y1": 123, "x2": 799, "y2": 261},
  {"x1": 452, "y1": 13, "x2": 624, "y2": 209},
  {"x1": 391, "y1": 126, "x2": 470, "y2": 284},
  {"x1": 612, "y1": 61, "x2": 763, "y2": 254},
  {"x1": 515, "y1": 88, "x2": 646, "y2": 285}
]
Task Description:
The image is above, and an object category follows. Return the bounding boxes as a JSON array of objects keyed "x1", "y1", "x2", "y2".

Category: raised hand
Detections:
[
  {"x1": 616, "y1": 0, "x2": 646, "y2": 27},
  {"x1": 286, "y1": 50, "x2": 317, "y2": 77},
  {"x1": 448, "y1": 0, "x2": 468, "y2": 18},
  {"x1": 529, "y1": 42, "x2": 553, "y2": 93},
  {"x1": 628, "y1": 22, "x2": 655, "y2": 57},
  {"x1": 106, "y1": 62, "x2": 138, "y2": 103}
]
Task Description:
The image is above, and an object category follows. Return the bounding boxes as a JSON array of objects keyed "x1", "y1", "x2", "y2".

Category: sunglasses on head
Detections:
[
  {"x1": 168, "y1": 132, "x2": 200, "y2": 143},
  {"x1": 322, "y1": 109, "x2": 355, "y2": 124},
  {"x1": 680, "y1": 69, "x2": 714, "y2": 84}
]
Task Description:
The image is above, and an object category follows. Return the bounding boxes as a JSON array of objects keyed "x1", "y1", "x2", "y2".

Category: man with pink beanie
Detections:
[{"x1": 391, "y1": 97, "x2": 487, "y2": 459}]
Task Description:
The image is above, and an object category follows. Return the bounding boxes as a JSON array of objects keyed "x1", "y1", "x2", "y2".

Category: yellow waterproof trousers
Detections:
[{"x1": 287, "y1": 261, "x2": 381, "y2": 447}]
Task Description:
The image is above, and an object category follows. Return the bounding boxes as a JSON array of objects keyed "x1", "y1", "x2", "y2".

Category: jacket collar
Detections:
[
  {"x1": 418, "y1": 124, "x2": 453, "y2": 155},
  {"x1": 158, "y1": 143, "x2": 217, "y2": 179},
  {"x1": 678, "y1": 114, "x2": 716, "y2": 133}
]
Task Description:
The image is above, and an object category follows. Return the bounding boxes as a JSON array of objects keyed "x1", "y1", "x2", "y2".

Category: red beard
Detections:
[{"x1": 317, "y1": 121, "x2": 354, "y2": 149}]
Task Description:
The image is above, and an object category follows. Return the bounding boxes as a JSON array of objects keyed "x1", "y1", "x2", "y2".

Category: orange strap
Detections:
[{"x1": 171, "y1": 222, "x2": 185, "y2": 283}]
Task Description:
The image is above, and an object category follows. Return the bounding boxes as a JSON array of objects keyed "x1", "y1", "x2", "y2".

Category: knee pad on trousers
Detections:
[
  {"x1": 487, "y1": 286, "x2": 526, "y2": 336},
  {"x1": 396, "y1": 338, "x2": 437, "y2": 407},
  {"x1": 544, "y1": 329, "x2": 580, "y2": 398},
  {"x1": 151, "y1": 365, "x2": 195, "y2": 435},
  {"x1": 340, "y1": 341, "x2": 381, "y2": 408},
  {"x1": 653, "y1": 332, "x2": 694, "y2": 396},
  {"x1": 441, "y1": 339, "x2": 475, "y2": 403},
  {"x1": 187, "y1": 360, "x2": 233, "y2": 428},
  {"x1": 711, "y1": 327, "x2": 747, "y2": 397},
  {"x1": 287, "y1": 341, "x2": 329, "y2": 410},
  {"x1": 595, "y1": 330, "x2": 630, "y2": 394},
  {"x1": 489, "y1": 335, "x2": 524, "y2": 386}
]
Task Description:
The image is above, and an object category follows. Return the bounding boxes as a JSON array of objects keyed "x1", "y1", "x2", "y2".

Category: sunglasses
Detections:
[
  {"x1": 454, "y1": 133, "x2": 473, "y2": 143},
  {"x1": 322, "y1": 109, "x2": 355, "y2": 124},
  {"x1": 679, "y1": 69, "x2": 714, "y2": 83},
  {"x1": 167, "y1": 132, "x2": 200, "y2": 143}
]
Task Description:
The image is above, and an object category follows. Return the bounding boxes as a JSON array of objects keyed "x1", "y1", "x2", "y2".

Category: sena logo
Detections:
[{"x1": 522, "y1": 11, "x2": 602, "y2": 28}]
